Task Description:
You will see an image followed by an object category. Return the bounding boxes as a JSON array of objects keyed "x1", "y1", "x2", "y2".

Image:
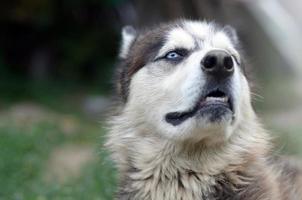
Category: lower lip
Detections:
[
  {"x1": 165, "y1": 99, "x2": 233, "y2": 126},
  {"x1": 199, "y1": 99, "x2": 230, "y2": 108},
  {"x1": 198, "y1": 98, "x2": 233, "y2": 114},
  {"x1": 196, "y1": 102, "x2": 233, "y2": 123},
  {"x1": 198, "y1": 101, "x2": 232, "y2": 112}
]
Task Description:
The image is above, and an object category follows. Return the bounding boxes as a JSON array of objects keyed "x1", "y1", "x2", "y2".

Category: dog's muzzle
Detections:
[{"x1": 165, "y1": 50, "x2": 235, "y2": 126}]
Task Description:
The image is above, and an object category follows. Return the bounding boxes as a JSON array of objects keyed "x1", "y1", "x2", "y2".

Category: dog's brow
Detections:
[
  {"x1": 157, "y1": 28, "x2": 195, "y2": 57},
  {"x1": 184, "y1": 21, "x2": 210, "y2": 40}
]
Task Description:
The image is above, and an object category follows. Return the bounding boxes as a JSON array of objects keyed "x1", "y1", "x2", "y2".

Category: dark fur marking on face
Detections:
[{"x1": 117, "y1": 25, "x2": 173, "y2": 102}]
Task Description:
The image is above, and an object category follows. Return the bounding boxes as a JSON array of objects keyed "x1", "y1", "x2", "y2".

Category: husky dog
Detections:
[{"x1": 106, "y1": 20, "x2": 302, "y2": 200}]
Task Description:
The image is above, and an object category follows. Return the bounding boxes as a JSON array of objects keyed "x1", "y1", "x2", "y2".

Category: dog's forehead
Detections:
[
  {"x1": 161, "y1": 22, "x2": 212, "y2": 50},
  {"x1": 158, "y1": 21, "x2": 234, "y2": 55},
  {"x1": 164, "y1": 27, "x2": 195, "y2": 51},
  {"x1": 184, "y1": 21, "x2": 214, "y2": 39}
]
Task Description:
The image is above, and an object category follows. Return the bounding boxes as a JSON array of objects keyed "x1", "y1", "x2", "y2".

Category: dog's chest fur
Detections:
[
  {"x1": 116, "y1": 151, "x2": 275, "y2": 200},
  {"x1": 118, "y1": 170, "x2": 240, "y2": 200}
]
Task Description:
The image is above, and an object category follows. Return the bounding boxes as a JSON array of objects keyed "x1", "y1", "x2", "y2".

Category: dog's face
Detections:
[{"x1": 117, "y1": 21, "x2": 253, "y2": 142}]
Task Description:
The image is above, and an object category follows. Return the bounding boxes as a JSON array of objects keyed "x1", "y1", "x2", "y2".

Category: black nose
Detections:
[{"x1": 202, "y1": 50, "x2": 234, "y2": 79}]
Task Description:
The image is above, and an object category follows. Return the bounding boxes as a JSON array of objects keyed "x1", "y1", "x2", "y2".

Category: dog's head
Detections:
[{"x1": 116, "y1": 20, "x2": 254, "y2": 143}]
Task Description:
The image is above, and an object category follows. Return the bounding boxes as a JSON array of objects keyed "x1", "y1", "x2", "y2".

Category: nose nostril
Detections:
[
  {"x1": 202, "y1": 51, "x2": 234, "y2": 77},
  {"x1": 203, "y1": 55, "x2": 217, "y2": 69},
  {"x1": 224, "y1": 56, "x2": 234, "y2": 70}
]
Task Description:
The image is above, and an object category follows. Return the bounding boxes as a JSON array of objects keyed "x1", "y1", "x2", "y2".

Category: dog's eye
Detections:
[
  {"x1": 166, "y1": 52, "x2": 181, "y2": 60},
  {"x1": 164, "y1": 49, "x2": 187, "y2": 61}
]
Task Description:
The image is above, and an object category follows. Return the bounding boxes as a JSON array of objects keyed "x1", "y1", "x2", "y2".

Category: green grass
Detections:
[
  {"x1": 0, "y1": 113, "x2": 117, "y2": 200},
  {"x1": 0, "y1": 78, "x2": 117, "y2": 199}
]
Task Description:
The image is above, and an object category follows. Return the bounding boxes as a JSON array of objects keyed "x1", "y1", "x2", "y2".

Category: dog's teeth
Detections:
[
  {"x1": 206, "y1": 97, "x2": 217, "y2": 101},
  {"x1": 206, "y1": 97, "x2": 228, "y2": 102},
  {"x1": 222, "y1": 97, "x2": 228, "y2": 102}
]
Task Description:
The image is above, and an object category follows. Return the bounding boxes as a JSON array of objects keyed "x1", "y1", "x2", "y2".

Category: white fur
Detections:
[
  {"x1": 157, "y1": 28, "x2": 195, "y2": 58},
  {"x1": 184, "y1": 20, "x2": 213, "y2": 40},
  {"x1": 119, "y1": 26, "x2": 137, "y2": 59}
]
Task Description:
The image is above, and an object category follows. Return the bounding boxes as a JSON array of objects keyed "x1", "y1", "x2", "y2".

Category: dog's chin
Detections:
[
  {"x1": 165, "y1": 89, "x2": 234, "y2": 127},
  {"x1": 196, "y1": 103, "x2": 233, "y2": 124},
  {"x1": 160, "y1": 103, "x2": 234, "y2": 142}
]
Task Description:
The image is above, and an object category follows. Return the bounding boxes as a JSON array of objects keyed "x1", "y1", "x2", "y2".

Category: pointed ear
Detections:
[
  {"x1": 223, "y1": 25, "x2": 239, "y2": 45},
  {"x1": 119, "y1": 25, "x2": 137, "y2": 59}
]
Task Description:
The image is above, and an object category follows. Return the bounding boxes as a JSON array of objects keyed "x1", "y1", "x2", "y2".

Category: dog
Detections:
[{"x1": 106, "y1": 20, "x2": 302, "y2": 200}]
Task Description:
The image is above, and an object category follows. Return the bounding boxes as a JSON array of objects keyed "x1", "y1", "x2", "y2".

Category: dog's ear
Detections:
[
  {"x1": 119, "y1": 25, "x2": 137, "y2": 59},
  {"x1": 223, "y1": 25, "x2": 239, "y2": 45}
]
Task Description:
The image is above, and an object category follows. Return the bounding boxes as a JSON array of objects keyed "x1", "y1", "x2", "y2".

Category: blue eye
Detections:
[
  {"x1": 166, "y1": 52, "x2": 181, "y2": 60},
  {"x1": 159, "y1": 49, "x2": 188, "y2": 62}
]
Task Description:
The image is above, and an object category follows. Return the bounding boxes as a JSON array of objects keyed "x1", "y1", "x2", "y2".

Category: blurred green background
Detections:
[{"x1": 0, "y1": 0, "x2": 302, "y2": 199}]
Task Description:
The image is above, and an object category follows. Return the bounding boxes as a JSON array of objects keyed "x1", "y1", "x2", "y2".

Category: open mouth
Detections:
[{"x1": 165, "y1": 88, "x2": 233, "y2": 126}]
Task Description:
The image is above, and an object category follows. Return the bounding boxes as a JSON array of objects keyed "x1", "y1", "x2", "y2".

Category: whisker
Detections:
[{"x1": 250, "y1": 92, "x2": 264, "y2": 102}]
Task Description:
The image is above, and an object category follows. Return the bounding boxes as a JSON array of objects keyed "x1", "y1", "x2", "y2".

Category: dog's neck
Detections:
[
  {"x1": 107, "y1": 113, "x2": 284, "y2": 200},
  {"x1": 107, "y1": 114, "x2": 270, "y2": 178}
]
